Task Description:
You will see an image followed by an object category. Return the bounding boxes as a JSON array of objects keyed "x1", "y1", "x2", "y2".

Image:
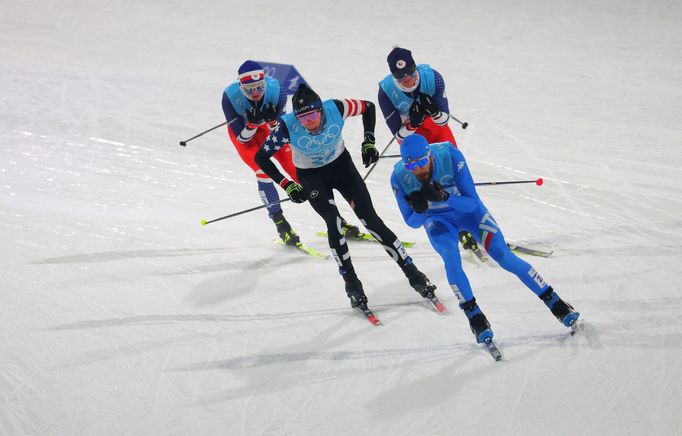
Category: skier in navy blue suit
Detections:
[{"x1": 390, "y1": 133, "x2": 580, "y2": 343}]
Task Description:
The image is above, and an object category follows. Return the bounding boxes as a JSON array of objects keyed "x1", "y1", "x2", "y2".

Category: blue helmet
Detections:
[{"x1": 401, "y1": 134, "x2": 430, "y2": 163}]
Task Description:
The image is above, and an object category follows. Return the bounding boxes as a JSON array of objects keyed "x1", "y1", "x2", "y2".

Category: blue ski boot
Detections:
[
  {"x1": 459, "y1": 298, "x2": 494, "y2": 344},
  {"x1": 539, "y1": 287, "x2": 580, "y2": 327}
]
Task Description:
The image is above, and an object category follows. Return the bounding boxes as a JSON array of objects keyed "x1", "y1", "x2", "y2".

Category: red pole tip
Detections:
[{"x1": 536, "y1": 178, "x2": 544, "y2": 186}]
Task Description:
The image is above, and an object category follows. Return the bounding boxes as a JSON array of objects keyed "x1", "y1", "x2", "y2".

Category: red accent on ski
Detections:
[
  {"x1": 435, "y1": 302, "x2": 447, "y2": 314},
  {"x1": 367, "y1": 314, "x2": 381, "y2": 326}
]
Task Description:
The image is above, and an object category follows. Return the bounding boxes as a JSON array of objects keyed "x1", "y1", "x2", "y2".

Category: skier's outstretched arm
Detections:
[{"x1": 334, "y1": 99, "x2": 376, "y2": 135}]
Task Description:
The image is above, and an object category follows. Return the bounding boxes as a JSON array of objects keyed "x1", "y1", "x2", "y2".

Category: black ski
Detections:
[
  {"x1": 470, "y1": 245, "x2": 489, "y2": 262},
  {"x1": 425, "y1": 294, "x2": 447, "y2": 314},
  {"x1": 506, "y1": 243, "x2": 553, "y2": 258},
  {"x1": 355, "y1": 305, "x2": 381, "y2": 326},
  {"x1": 484, "y1": 338, "x2": 502, "y2": 361}
]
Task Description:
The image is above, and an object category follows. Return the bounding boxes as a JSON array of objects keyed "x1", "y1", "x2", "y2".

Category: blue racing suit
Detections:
[{"x1": 390, "y1": 141, "x2": 551, "y2": 303}]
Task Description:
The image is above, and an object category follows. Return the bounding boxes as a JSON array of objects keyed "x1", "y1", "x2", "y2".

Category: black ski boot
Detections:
[
  {"x1": 538, "y1": 287, "x2": 580, "y2": 327},
  {"x1": 459, "y1": 298, "x2": 494, "y2": 344},
  {"x1": 342, "y1": 269, "x2": 368, "y2": 309},
  {"x1": 272, "y1": 213, "x2": 300, "y2": 246},
  {"x1": 459, "y1": 231, "x2": 478, "y2": 251},
  {"x1": 401, "y1": 262, "x2": 437, "y2": 298},
  {"x1": 341, "y1": 219, "x2": 361, "y2": 239}
]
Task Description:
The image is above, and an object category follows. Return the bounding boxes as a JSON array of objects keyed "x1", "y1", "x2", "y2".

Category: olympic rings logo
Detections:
[{"x1": 295, "y1": 124, "x2": 341, "y2": 150}]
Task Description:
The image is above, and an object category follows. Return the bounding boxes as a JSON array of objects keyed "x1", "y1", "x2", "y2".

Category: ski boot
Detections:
[
  {"x1": 342, "y1": 269, "x2": 368, "y2": 309},
  {"x1": 273, "y1": 213, "x2": 300, "y2": 246},
  {"x1": 459, "y1": 231, "x2": 478, "y2": 251},
  {"x1": 538, "y1": 287, "x2": 580, "y2": 328},
  {"x1": 341, "y1": 219, "x2": 361, "y2": 239},
  {"x1": 459, "y1": 298, "x2": 494, "y2": 344},
  {"x1": 401, "y1": 262, "x2": 437, "y2": 298}
]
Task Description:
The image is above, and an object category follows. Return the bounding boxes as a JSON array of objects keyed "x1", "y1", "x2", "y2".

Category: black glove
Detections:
[
  {"x1": 245, "y1": 104, "x2": 264, "y2": 126},
  {"x1": 409, "y1": 100, "x2": 425, "y2": 128},
  {"x1": 406, "y1": 191, "x2": 428, "y2": 213},
  {"x1": 419, "y1": 93, "x2": 438, "y2": 116},
  {"x1": 420, "y1": 181, "x2": 449, "y2": 202},
  {"x1": 281, "y1": 180, "x2": 307, "y2": 203},
  {"x1": 262, "y1": 104, "x2": 279, "y2": 123},
  {"x1": 361, "y1": 132, "x2": 379, "y2": 168}
]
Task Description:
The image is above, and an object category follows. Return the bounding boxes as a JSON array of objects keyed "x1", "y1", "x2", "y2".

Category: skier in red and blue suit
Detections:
[
  {"x1": 379, "y1": 47, "x2": 489, "y2": 254},
  {"x1": 378, "y1": 47, "x2": 457, "y2": 146},
  {"x1": 222, "y1": 60, "x2": 300, "y2": 245},
  {"x1": 391, "y1": 134, "x2": 580, "y2": 344}
]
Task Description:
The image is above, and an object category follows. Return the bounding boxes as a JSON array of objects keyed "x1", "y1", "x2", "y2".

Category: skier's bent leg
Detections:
[
  {"x1": 258, "y1": 179, "x2": 300, "y2": 246},
  {"x1": 425, "y1": 218, "x2": 474, "y2": 304},
  {"x1": 485, "y1": 232, "x2": 550, "y2": 296},
  {"x1": 340, "y1": 172, "x2": 409, "y2": 265},
  {"x1": 257, "y1": 179, "x2": 282, "y2": 218},
  {"x1": 307, "y1": 192, "x2": 368, "y2": 307}
]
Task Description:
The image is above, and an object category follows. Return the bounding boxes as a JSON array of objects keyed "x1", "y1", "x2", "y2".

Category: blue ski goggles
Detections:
[{"x1": 403, "y1": 153, "x2": 431, "y2": 171}]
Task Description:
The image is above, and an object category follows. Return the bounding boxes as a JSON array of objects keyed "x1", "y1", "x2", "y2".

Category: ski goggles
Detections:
[
  {"x1": 403, "y1": 153, "x2": 431, "y2": 171},
  {"x1": 241, "y1": 81, "x2": 266, "y2": 96},
  {"x1": 393, "y1": 64, "x2": 417, "y2": 80},
  {"x1": 296, "y1": 109, "x2": 322, "y2": 124}
]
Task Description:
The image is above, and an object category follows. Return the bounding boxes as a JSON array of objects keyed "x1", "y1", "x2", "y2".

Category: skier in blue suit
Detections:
[{"x1": 390, "y1": 134, "x2": 580, "y2": 343}]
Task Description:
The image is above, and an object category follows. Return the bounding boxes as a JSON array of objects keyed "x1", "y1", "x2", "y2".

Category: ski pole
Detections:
[
  {"x1": 201, "y1": 198, "x2": 291, "y2": 226},
  {"x1": 202, "y1": 136, "x2": 398, "y2": 226},
  {"x1": 377, "y1": 155, "x2": 543, "y2": 186},
  {"x1": 449, "y1": 114, "x2": 468, "y2": 129},
  {"x1": 201, "y1": 178, "x2": 544, "y2": 226},
  {"x1": 362, "y1": 136, "x2": 397, "y2": 181},
  {"x1": 475, "y1": 178, "x2": 544, "y2": 187},
  {"x1": 179, "y1": 121, "x2": 229, "y2": 147}
]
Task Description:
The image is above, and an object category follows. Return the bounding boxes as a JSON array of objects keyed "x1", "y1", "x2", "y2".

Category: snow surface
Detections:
[{"x1": 2, "y1": 0, "x2": 682, "y2": 435}]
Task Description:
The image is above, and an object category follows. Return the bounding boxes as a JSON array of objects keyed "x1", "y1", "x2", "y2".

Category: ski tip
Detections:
[
  {"x1": 367, "y1": 315, "x2": 381, "y2": 326},
  {"x1": 569, "y1": 320, "x2": 582, "y2": 336},
  {"x1": 435, "y1": 302, "x2": 447, "y2": 314}
]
